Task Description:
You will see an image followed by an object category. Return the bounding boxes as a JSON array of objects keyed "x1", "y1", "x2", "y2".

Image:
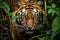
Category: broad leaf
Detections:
[
  {"x1": 51, "y1": 4, "x2": 56, "y2": 8},
  {"x1": 51, "y1": 27, "x2": 60, "y2": 40},
  {"x1": 52, "y1": 10, "x2": 56, "y2": 16},
  {"x1": 48, "y1": 9, "x2": 54, "y2": 14},
  {"x1": 52, "y1": 16, "x2": 60, "y2": 31},
  {"x1": 51, "y1": 16, "x2": 60, "y2": 40}
]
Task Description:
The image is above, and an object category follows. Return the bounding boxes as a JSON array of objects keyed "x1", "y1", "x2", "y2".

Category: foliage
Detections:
[
  {"x1": 0, "y1": 1, "x2": 19, "y2": 40},
  {"x1": 51, "y1": 27, "x2": 60, "y2": 40},
  {"x1": 29, "y1": 34, "x2": 50, "y2": 40},
  {"x1": 52, "y1": 16, "x2": 60, "y2": 31},
  {"x1": 0, "y1": 1, "x2": 10, "y2": 13},
  {"x1": 0, "y1": 1, "x2": 19, "y2": 22},
  {"x1": 47, "y1": 3, "x2": 60, "y2": 40},
  {"x1": 47, "y1": 3, "x2": 60, "y2": 16},
  {"x1": 29, "y1": 35, "x2": 41, "y2": 40},
  {"x1": 51, "y1": 16, "x2": 60, "y2": 40}
]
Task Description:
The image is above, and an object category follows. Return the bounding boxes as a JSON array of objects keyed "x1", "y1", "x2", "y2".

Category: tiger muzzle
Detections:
[{"x1": 23, "y1": 19, "x2": 36, "y2": 34}]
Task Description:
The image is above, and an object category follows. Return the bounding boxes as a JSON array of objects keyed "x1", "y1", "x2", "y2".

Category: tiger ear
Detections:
[
  {"x1": 37, "y1": 1, "x2": 43, "y2": 6},
  {"x1": 15, "y1": 1, "x2": 20, "y2": 8}
]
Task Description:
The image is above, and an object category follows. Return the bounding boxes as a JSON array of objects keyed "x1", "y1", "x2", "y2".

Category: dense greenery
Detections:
[{"x1": 0, "y1": 1, "x2": 19, "y2": 40}]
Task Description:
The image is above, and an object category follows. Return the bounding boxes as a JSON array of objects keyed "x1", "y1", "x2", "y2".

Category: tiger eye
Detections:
[{"x1": 32, "y1": 8, "x2": 39, "y2": 18}]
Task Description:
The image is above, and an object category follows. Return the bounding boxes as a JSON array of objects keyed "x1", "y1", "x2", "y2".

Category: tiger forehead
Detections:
[
  {"x1": 20, "y1": 0, "x2": 36, "y2": 2},
  {"x1": 20, "y1": 0, "x2": 37, "y2": 4},
  {"x1": 27, "y1": 9, "x2": 33, "y2": 16}
]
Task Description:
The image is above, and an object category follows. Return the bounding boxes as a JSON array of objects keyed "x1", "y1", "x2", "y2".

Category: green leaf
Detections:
[
  {"x1": 51, "y1": 27, "x2": 60, "y2": 40},
  {"x1": 7, "y1": 12, "x2": 14, "y2": 16},
  {"x1": 40, "y1": 37, "x2": 49, "y2": 40},
  {"x1": 48, "y1": 9, "x2": 54, "y2": 14},
  {"x1": 0, "y1": 6, "x2": 9, "y2": 13},
  {"x1": 29, "y1": 35, "x2": 41, "y2": 40},
  {"x1": 10, "y1": 16, "x2": 20, "y2": 22},
  {"x1": 52, "y1": 16, "x2": 60, "y2": 31},
  {"x1": 0, "y1": 2, "x2": 10, "y2": 13},
  {"x1": 51, "y1": 16, "x2": 60, "y2": 40},
  {"x1": 51, "y1": 4, "x2": 56, "y2": 8},
  {"x1": 56, "y1": 8, "x2": 60, "y2": 16},
  {"x1": 51, "y1": 10, "x2": 56, "y2": 16},
  {"x1": 3, "y1": 7, "x2": 9, "y2": 13},
  {"x1": 47, "y1": 6, "x2": 51, "y2": 9},
  {"x1": 56, "y1": 12, "x2": 59, "y2": 16}
]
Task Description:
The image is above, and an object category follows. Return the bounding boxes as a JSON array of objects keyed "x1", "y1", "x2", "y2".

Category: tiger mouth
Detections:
[
  {"x1": 25, "y1": 30, "x2": 34, "y2": 34},
  {"x1": 14, "y1": 23, "x2": 36, "y2": 34}
]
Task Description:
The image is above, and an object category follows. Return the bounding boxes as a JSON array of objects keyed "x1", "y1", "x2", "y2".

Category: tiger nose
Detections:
[{"x1": 27, "y1": 19, "x2": 33, "y2": 27}]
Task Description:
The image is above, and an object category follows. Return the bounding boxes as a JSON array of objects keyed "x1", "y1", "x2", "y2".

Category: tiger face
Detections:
[
  {"x1": 15, "y1": 7, "x2": 42, "y2": 34},
  {"x1": 14, "y1": 0, "x2": 43, "y2": 34}
]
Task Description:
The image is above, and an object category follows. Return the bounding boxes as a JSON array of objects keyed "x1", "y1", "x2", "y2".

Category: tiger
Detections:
[
  {"x1": 12, "y1": 0, "x2": 46, "y2": 33},
  {"x1": 10, "y1": 0, "x2": 48, "y2": 40}
]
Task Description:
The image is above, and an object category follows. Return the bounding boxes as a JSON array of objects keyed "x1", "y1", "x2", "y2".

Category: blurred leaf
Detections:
[
  {"x1": 47, "y1": 6, "x2": 51, "y2": 9},
  {"x1": 51, "y1": 27, "x2": 60, "y2": 40},
  {"x1": 52, "y1": 16, "x2": 60, "y2": 31},
  {"x1": 48, "y1": 7, "x2": 56, "y2": 16},
  {"x1": 51, "y1": 16, "x2": 60, "y2": 40},
  {"x1": 7, "y1": 12, "x2": 14, "y2": 16},
  {"x1": 10, "y1": 16, "x2": 20, "y2": 22},
  {"x1": 40, "y1": 37, "x2": 49, "y2": 40},
  {"x1": 48, "y1": 9, "x2": 54, "y2": 14},
  {"x1": 0, "y1": 2, "x2": 10, "y2": 13},
  {"x1": 56, "y1": 8, "x2": 60, "y2": 16},
  {"x1": 56, "y1": 12, "x2": 59, "y2": 16},
  {"x1": 47, "y1": 3, "x2": 60, "y2": 16},
  {"x1": 52, "y1": 10, "x2": 56, "y2": 16},
  {"x1": 51, "y1": 4, "x2": 56, "y2": 8},
  {"x1": 29, "y1": 35, "x2": 41, "y2": 40}
]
